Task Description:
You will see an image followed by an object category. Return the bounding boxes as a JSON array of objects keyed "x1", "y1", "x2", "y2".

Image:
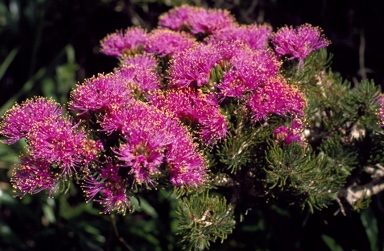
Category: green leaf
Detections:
[{"x1": 322, "y1": 235, "x2": 343, "y2": 251}]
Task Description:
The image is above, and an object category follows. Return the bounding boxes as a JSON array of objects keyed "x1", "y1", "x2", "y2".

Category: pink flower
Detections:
[
  {"x1": 206, "y1": 24, "x2": 272, "y2": 50},
  {"x1": 0, "y1": 97, "x2": 64, "y2": 144},
  {"x1": 158, "y1": 5, "x2": 194, "y2": 31},
  {"x1": 69, "y1": 72, "x2": 133, "y2": 114},
  {"x1": 144, "y1": 29, "x2": 196, "y2": 57},
  {"x1": 122, "y1": 54, "x2": 158, "y2": 70},
  {"x1": 11, "y1": 158, "x2": 57, "y2": 197},
  {"x1": 271, "y1": 24, "x2": 330, "y2": 66},
  {"x1": 168, "y1": 43, "x2": 221, "y2": 88},
  {"x1": 26, "y1": 116, "x2": 102, "y2": 176},
  {"x1": 188, "y1": 8, "x2": 235, "y2": 35},
  {"x1": 115, "y1": 129, "x2": 167, "y2": 186},
  {"x1": 83, "y1": 161, "x2": 131, "y2": 215},
  {"x1": 219, "y1": 48, "x2": 281, "y2": 97},
  {"x1": 149, "y1": 88, "x2": 227, "y2": 144},
  {"x1": 0, "y1": 97, "x2": 102, "y2": 176},
  {"x1": 100, "y1": 27, "x2": 147, "y2": 57},
  {"x1": 115, "y1": 64, "x2": 161, "y2": 93},
  {"x1": 246, "y1": 77, "x2": 307, "y2": 121},
  {"x1": 159, "y1": 5, "x2": 235, "y2": 35},
  {"x1": 100, "y1": 100, "x2": 207, "y2": 186},
  {"x1": 274, "y1": 118, "x2": 305, "y2": 145}
]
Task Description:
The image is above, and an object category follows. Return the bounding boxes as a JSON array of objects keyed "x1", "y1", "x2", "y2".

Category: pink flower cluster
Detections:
[
  {"x1": 274, "y1": 118, "x2": 305, "y2": 145},
  {"x1": 158, "y1": 5, "x2": 235, "y2": 35},
  {"x1": 149, "y1": 88, "x2": 227, "y2": 144},
  {"x1": 0, "y1": 98, "x2": 102, "y2": 196},
  {"x1": 271, "y1": 24, "x2": 330, "y2": 67},
  {"x1": 1, "y1": 5, "x2": 333, "y2": 214}
]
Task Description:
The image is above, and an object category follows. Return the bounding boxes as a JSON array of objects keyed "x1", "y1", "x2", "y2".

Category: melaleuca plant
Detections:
[{"x1": 1, "y1": 4, "x2": 384, "y2": 250}]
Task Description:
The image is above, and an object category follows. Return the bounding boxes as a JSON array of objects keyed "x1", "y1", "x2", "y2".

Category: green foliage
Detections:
[
  {"x1": 176, "y1": 192, "x2": 235, "y2": 250},
  {"x1": 266, "y1": 143, "x2": 337, "y2": 211}
]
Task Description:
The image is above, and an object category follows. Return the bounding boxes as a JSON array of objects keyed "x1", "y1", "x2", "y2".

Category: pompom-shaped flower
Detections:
[
  {"x1": 158, "y1": 5, "x2": 194, "y2": 31},
  {"x1": 69, "y1": 72, "x2": 133, "y2": 114},
  {"x1": 219, "y1": 48, "x2": 281, "y2": 97},
  {"x1": 149, "y1": 88, "x2": 227, "y2": 144},
  {"x1": 2, "y1": 98, "x2": 103, "y2": 194},
  {"x1": 0, "y1": 97, "x2": 64, "y2": 144},
  {"x1": 144, "y1": 29, "x2": 196, "y2": 57},
  {"x1": 83, "y1": 161, "x2": 131, "y2": 215},
  {"x1": 115, "y1": 129, "x2": 167, "y2": 186},
  {"x1": 27, "y1": 116, "x2": 102, "y2": 176},
  {"x1": 122, "y1": 54, "x2": 158, "y2": 70},
  {"x1": 115, "y1": 64, "x2": 161, "y2": 93},
  {"x1": 11, "y1": 158, "x2": 57, "y2": 197},
  {"x1": 100, "y1": 100, "x2": 207, "y2": 186},
  {"x1": 100, "y1": 27, "x2": 147, "y2": 57},
  {"x1": 188, "y1": 7, "x2": 235, "y2": 35},
  {"x1": 168, "y1": 43, "x2": 221, "y2": 88},
  {"x1": 246, "y1": 77, "x2": 307, "y2": 121},
  {"x1": 206, "y1": 24, "x2": 272, "y2": 50},
  {"x1": 159, "y1": 5, "x2": 235, "y2": 35},
  {"x1": 271, "y1": 24, "x2": 330, "y2": 66},
  {"x1": 274, "y1": 118, "x2": 305, "y2": 145}
]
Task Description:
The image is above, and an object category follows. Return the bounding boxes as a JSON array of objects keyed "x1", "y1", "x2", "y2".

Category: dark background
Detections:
[{"x1": 0, "y1": 0, "x2": 383, "y2": 250}]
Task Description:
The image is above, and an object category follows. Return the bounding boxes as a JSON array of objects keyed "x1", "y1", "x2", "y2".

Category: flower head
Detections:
[
  {"x1": 206, "y1": 24, "x2": 272, "y2": 50},
  {"x1": 271, "y1": 24, "x2": 330, "y2": 66},
  {"x1": 246, "y1": 77, "x2": 307, "y2": 121},
  {"x1": 100, "y1": 100, "x2": 207, "y2": 186},
  {"x1": 100, "y1": 27, "x2": 147, "y2": 57},
  {"x1": 219, "y1": 48, "x2": 281, "y2": 97},
  {"x1": 69, "y1": 72, "x2": 133, "y2": 114},
  {"x1": 144, "y1": 29, "x2": 196, "y2": 57},
  {"x1": 11, "y1": 158, "x2": 57, "y2": 197},
  {"x1": 115, "y1": 129, "x2": 167, "y2": 186},
  {"x1": 149, "y1": 88, "x2": 227, "y2": 144},
  {"x1": 115, "y1": 64, "x2": 161, "y2": 93},
  {"x1": 0, "y1": 97, "x2": 64, "y2": 144},
  {"x1": 26, "y1": 116, "x2": 102, "y2": 176},
  {"x1": 168, "y1": 43, "x2": 221, "y2": 88},
  {"x1": 158, "y1": 5, "x2": 195, "y2": 31},
  {"x1": 188, "y1": 7, "x2": 235, "y2": 35},
  {"x1": 83, "y1": 161, "x2": 131, "y2": 215},
  {"x1": 122, "y1": 54, "x2": 158, "y2": 70},
  {"x1": 159, "y1": 5, "x2": 235, "y2": 35}
]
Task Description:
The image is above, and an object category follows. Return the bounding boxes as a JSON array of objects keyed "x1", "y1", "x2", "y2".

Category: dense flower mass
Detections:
[
  {"x1": 158, "y1": 5, "x2": 235, "y2": 35},
  {"x1": 100, "y1": 27, "x2": 147, "y2": 57},
  {"x1": 271, "y1": 24, "x2": 330, "y2": 66},
  {"x1": 11, "y1": 158, "x2": 58, "y2": 197},
  {"x1": 206, "y1": 24, "x2": 272, "y2": 50},
  {"x1": 0, "y1": 97, "x2": 64, "y2": 144},
  {"x1": 168, "y1": 43, "x2": 221, "y2": 88},
  {"x1": 1, "y1": 5, "x2": 339, "y2": 215},
  {"x1": 144, "y1": 29, "x2": 196, "y2": 57},
  {"x1": 149, "y1": 88, "x2": 227, "y2": 144},
  {"x1": 1, "y1": 98, "x2": 102, "y2": 196},
  {"x1": 69, "y1": 72, "x2": 133, "y2": 113},
  {"x1": 274, "y1": 118, "x2": 305, "y2": 145},
  {"x1": 246, "y1": 77, "x2": 307, "y2": 121},
  {"x1": 218, "y1": 48, "x2": 281, "y2": 97},
  {"x1": 99, "y1": 100, "x2": 207, "y2": 186}
]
